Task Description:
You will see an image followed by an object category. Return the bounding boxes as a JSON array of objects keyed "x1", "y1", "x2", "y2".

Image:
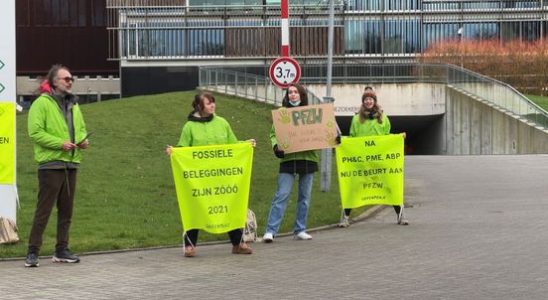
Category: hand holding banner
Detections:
[
  {"x1": 170, "y1": 143, "x2": 253, "y2": 234},
  {"x1": 336, "y1": 135, "x2": 404, "y2": 209}
]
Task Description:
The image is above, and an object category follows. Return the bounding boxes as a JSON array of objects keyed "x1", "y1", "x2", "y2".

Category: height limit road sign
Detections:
[{"x1": 269, "y1": 57, "x2": 301, "y2": 89}]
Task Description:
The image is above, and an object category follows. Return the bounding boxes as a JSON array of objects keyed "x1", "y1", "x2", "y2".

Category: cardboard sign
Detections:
[{"x1": 272, "y1": 103, "x2": 338, "y2": 153}]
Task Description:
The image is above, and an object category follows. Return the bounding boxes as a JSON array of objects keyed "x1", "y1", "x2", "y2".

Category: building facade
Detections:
[
  {"x1": 16, "y1": 0, "x2": 119, "y2": 104},
  {"x1": 107, "y1": 0, "x2": 547, "y2": 96}
]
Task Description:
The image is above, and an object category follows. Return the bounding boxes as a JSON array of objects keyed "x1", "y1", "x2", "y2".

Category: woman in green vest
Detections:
[
  {"x1": 262, "y1": 83, "x2": 320, "y2": 243},
  {"x1": 166, "y1": 92, "x2": 255, "y2": 257},
  {"x1": 338, "y1": 87, "x2": 408, "y2": 227}
]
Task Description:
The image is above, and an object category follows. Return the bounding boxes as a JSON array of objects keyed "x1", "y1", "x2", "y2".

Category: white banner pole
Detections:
[{"x1": 0, "y1": 0, "x2": 18, "y2": 222}]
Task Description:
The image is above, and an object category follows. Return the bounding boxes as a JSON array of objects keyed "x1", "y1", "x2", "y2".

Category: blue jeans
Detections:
[{"x1": 265, "y1": 172, "x2": 314, "y2": 235}]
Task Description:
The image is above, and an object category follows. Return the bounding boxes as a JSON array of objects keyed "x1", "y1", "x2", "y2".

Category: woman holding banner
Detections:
[
  {"x1": 166, "y1": 92, "x2": 255, "y2": 257},
  {"x1": 338, "y1": 87, "x2": 409, "y2": 228},
  {"x1": 262, "y1": 83, "x2": 320, "y2": 243}
]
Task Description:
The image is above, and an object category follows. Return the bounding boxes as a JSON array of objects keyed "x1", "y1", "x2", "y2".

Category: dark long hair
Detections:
[
  {"x1": 192, "y1": 92, "x2": 215, "y2": 113},
  {"x1": 282, "y1": 83, "x2": 308, "y2": 107}
]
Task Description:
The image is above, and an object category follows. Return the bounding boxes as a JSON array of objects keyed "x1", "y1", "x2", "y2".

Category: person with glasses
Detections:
[{"x1": 25, "y1": 64, "x2": 89, "y2": 267}]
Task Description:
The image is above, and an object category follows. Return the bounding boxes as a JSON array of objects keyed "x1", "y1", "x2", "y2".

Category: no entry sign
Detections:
[{"x1": 268, "y1": 57, "x2": 301, "y2": 89}]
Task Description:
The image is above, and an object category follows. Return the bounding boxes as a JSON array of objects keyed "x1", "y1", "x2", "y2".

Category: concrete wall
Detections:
[
  {"x1": 204, "y1": 81, "x2": 548, "y2": 155},
  {"x1": 205, "y1": 82, "x2": 447, "y2": 117},
  {"x1": 445, "y1": 87, "x2": 548, "y2": 154},
  {"x1": 17, "y1": 76, "x2": 120, "y2": 98},
  {"x1": 305, "y1": 83, "x2": 446, "y2": 116}
]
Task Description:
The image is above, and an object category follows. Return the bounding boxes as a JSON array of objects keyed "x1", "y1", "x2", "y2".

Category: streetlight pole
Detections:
[{"x1": 320, "y1": 0, "x2": 335, "y2": 192}]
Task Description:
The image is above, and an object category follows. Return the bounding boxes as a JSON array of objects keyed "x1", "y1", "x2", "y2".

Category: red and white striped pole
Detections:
[{"x1": 281, "y1": 0, "x2": 290, "y2": 57}]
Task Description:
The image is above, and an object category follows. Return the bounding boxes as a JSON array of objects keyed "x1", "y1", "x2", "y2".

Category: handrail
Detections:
[
  {"x1": 198, "y1": 68, "x2": 324, "y2": 107},
  {"x1": 299, "y1": 63, "x2": 548, "y2": 128},
  {"x1": 198, "y1": 63, "x2": 548, "y2": 129},
  {"x1": 445, "y1": 64, "x2": 548, "y2": 128}
]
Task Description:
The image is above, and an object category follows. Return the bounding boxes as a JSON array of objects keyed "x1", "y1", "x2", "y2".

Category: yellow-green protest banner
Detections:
[
  {"x1": 0, "y1": 102, "x2": 15, "y2": 184},
  {"x1": 336, "y1": 135, "x2": 404, "y2": 209},
  {"x1": 170, "y1": 143, "x2": 253, "y2": 234}
]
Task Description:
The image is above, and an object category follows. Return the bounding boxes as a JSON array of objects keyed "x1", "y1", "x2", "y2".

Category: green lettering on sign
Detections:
[{"x1": 0, "y1": 102, "x2": 15, "y2": 184}]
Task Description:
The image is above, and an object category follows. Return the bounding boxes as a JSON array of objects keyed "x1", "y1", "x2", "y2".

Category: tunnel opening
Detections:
[{"x1": 335, "y1": 114, "x2": 445, "y2": 155}]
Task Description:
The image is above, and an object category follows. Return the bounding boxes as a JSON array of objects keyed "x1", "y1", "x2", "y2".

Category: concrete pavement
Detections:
[{"x1": 1, "y1": 155, "x2": 547, "y2": 299}]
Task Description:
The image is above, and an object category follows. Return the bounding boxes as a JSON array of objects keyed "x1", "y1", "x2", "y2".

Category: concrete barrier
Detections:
[
  {"x1": 445, "y1": 86, "x2": 548, "y2": 154},
  {"x1": 306, "y1": 83, "x2": 446, "y2": 117}
]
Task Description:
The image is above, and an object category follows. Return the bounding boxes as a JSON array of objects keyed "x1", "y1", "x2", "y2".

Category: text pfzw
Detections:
[
  {"x1": 363, "y1": 182, "x2": 383, "y2": 189},
  {"x1": 292, "y1": 108, "x2": 322, "y2": 126}
]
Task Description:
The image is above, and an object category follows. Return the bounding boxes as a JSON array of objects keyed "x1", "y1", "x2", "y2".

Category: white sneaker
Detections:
[
  {"x1": 263, "y1": 232, "x2": 274, "y2": 243},
  {"x1": 338, "y1": 215, "x2": 350, "y2": 228},
  {"x1": 295, "y1": 231, "x2": 312, "y2": 240},
  {"x1": 397, "y1": 212, "x2": 409, "y2": 225}
]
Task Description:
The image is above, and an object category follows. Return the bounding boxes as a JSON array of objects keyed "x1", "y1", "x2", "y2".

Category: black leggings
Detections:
[
  {"x1": 184, "y1": 229, "x2": 243, "y2": 247},
  {"x1": 344, "y1": 205, "x2": 401, "y2": 217}
]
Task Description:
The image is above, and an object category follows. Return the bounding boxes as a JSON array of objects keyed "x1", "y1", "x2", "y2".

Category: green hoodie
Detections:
[
  {"x1": 176, "y1": 113, "x2": 238, "y2": 147},
  {"x1": 349, "y1": 113, "x2": 391, "y2": 137},
  {"x1": 270, "y1": 125, "x2": 319, "y2": 164},
  {"x1": 27, "y1": 94, "x2": 87, "y2": 164}
]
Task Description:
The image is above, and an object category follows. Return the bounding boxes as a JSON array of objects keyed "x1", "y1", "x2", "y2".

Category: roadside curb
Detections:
[{"x1": 1, "y1": 206, "x2": 387, "y2": 261}]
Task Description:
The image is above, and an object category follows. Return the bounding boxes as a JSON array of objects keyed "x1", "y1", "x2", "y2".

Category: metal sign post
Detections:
[
  {"x1": 268, "y1": 1, "x2": 302, "y2": 88},
  {"x1": 320, "y1": 0, "x2": 336, "y2": 192},
  {"x1": 0, "y1": 0, "x2": 18, "y2": 222},
  {"x1": 280, "y1": 0, "x2": 290, "y2": 57},
  {"x1": 268, "y1": 56, "x2": 301, "y2": 89}
]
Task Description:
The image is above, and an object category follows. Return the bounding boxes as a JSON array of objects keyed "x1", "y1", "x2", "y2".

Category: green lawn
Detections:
[
  {"x1": 1, "y1": 91, "x2": 349, "y2": 258},
  {"x1": 526, "y1": 94, "x2": 548, "y2": 111}
]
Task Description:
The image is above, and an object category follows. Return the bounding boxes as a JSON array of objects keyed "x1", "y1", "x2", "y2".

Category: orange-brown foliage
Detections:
[{"x1": 420, "y1": 39, "x2": 548, "y2": 95}]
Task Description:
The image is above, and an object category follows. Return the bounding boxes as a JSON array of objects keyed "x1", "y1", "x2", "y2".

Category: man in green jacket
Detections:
[{"x1": 25, "y1": 65, "x2": 89, "y2": 267}]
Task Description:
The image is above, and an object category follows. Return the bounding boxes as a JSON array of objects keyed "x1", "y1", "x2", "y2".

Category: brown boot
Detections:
[
  {"x1": 184, "y1": 246, "x2": 196, "y2": 257},
  {"x1": 232, "y1": 243, "x2": 253, "y2": 254}
]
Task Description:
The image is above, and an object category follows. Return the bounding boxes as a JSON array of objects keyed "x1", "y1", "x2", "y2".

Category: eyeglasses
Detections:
[{"x1": 58, "y1": 77, "x2": 75, "y2": 83}]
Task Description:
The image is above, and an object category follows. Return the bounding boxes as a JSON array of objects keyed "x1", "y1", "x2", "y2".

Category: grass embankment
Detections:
[
  {"x1": 526, "y1": 94, "x2": 548, "y2": 112},
  {"x1": 1, "y1": 91, "x2": 347, "y2": 258}
]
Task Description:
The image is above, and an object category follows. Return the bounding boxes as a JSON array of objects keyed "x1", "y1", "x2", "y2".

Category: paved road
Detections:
[{"x1": 1, "y1": 155, "x2": 547, "y2": 299}]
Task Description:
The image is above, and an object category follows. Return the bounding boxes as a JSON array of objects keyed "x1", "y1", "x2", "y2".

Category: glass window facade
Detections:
[
  {"x1": 113, "y1": 0, "x2": 547, "y2": 59},
  {"x1": 345, "y1": 17, "x2": 382, "y2": 54},
  {"x1": 423, "y1": 1, "x2": 541, "y2": 10},
  {"x1": 347, "y1": 0, "x2": 419, "y2": 11},
  {"x1": 384, "y1": 18, "x2": 421, "y2": 54}
]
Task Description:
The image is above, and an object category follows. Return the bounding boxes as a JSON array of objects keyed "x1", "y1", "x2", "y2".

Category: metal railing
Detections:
[
  {"x1": 447, "y1": 66, "x2": 548, "y2": 129},
  {"x1": 199, "y1": 63, "x2": 548, "y2": 129},
  {"x1": 199, "y1": 68, "x2": 324, "y2": 107},
  {"x1": 299, "y1": 63, "x2": 449, "y2": 84},
  {"x1": 106, "y1": 1, "x2": 547, "y2": 62}
]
